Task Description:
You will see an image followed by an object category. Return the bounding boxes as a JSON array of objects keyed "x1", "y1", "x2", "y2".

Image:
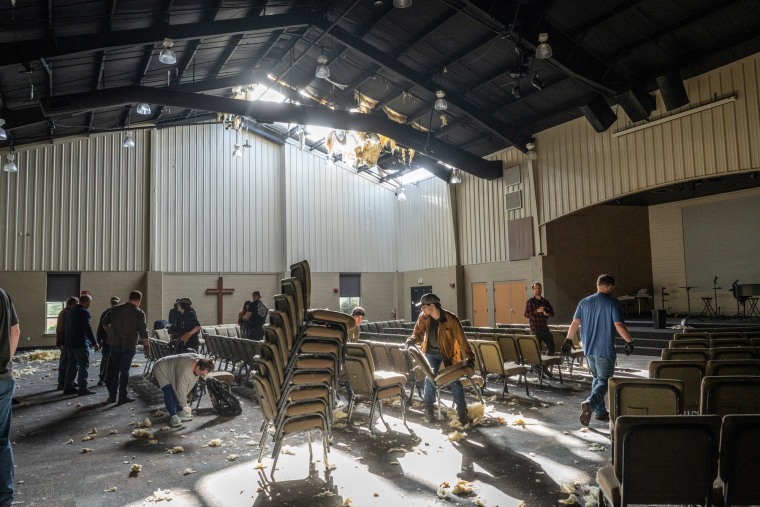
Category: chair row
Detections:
[
  {"x1": 648, "y1": 359, "x2": 760, "y2": 413},
  {"x1": 661, "y1": 346, "x2": 760, "y2": 361},
  {"x1": 597, "y1": 413, "x2": 760, "y2": 506},
  {"x1": 669, "y1": 337, "x2": 758, "y2": 348},
  {"x1": 357, "y1": 320, "x2": 407, "y2": 333},
  {"x1": 203, "y1": 333, "x2": 260, "y2": 381},
  {"x1": 674, "y1": 330, "x2": 760, "y2": 340},
  {"x1": 201, "y1": 324, "x2": 242, "y2": 338}
]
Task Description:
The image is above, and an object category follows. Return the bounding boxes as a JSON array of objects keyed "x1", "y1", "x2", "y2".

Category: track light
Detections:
[
  {"x1": 512, "y1": 83, "x2": 521, "y2": 99},
  {"x1": 449, "y1": 168, "x2": 462, "y2": 184},
  {"x1": 233, "y1": 144, "x2": 242, "y2": 158},
  {"x1": 123, "y1": 131, "x2": 135, "y2": 148},
  {"x1": 397, "y1": 187, "x2": 407, "y2": 201},
  {"x1": 536, "y1": 33, "x2": 552, "y2": 59},
  {"x1": 0, "y1": 119, "x2": 7, "y2": 141},
  {"x1": 137, "y1": 103, "x2": 151, "y2": 115},
  {"x1": 158, "y1": 38, "x2": 177, "y2": 65},
  {"x1": 525, "y1": 142, "x2": 537, "y2": 160},
  {"x1": 3, "y1": 152, "x2": 17, "y2": 173},
  {"x1": 434, "y1": 90, "x2": 448, "y2": 111},
  {"x1": 393, "y1": 0, "x2": 412, "y2": 7},
  {"x1": 531, "y1": 74, "x2": 544, "y2": 91}
]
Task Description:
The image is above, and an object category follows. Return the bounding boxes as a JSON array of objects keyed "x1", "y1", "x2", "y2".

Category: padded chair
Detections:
[
  {"x1": 700, "y1": 375, "x2": 760, "y2": 416},
  {"x1": 344, "y1": 343, "x2": 407, "y2": 433},
  {"x1": 406, "y1": 345, "x2": 483, "y2": 418},
  {"x1": 551, "y1": 329, "x2": 585, "y2": 374},
  {"x1": 708, "y1": 332, "x2": 744, "y2": 341},
  {"x1": 289, "y1": 260, "x2": 311, "y2": 310},
  {"x1": 706, "y1": 359, "x2": 760, "y2": 376},
  {"x1": 476, "y1": 340, "x2": 529, "y2": 398},
  {"x1": 709, "y1": 337, "x2": 751, "y2": 347},
  {"x1": 596, "y1": 415, "x2": 721, "y2": 507},
  {"x1": 709, "y1": 346, "x2": 755, "y2": 361},
  {"x1": 661, "y1": 348, "x2": 709, "y2": 361},
  {"x1": 719, "y1": 414, "x2": 760, "y2": 507},
  {"x1": 516, "y1": 335, "x2": 563, "y2": 386},
  {"x1": 668, "y1": 338, "x2": 708, "y2": 349},
  {"x1": 673, "y1": 331, "x2": 709, "y2": 340},
  {"x1": 648, "y1": 360, "x2": 706, "y2": 414}
]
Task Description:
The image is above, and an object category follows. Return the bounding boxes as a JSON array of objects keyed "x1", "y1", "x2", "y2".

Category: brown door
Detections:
[
  {"x1": 494, "y1": 281, "x2": 528, "y2": 324},
  {"x1": 472, "y1": 283, "x2": 488, "y2": 327}
]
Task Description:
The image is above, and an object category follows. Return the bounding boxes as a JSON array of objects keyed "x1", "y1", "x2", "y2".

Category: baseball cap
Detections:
[
  {"x1": 415, "y1": 293, "x2": 441, "y2": 307},
  {"x1": 110, "y1": 296, "x2": 120, "y2": 304}
]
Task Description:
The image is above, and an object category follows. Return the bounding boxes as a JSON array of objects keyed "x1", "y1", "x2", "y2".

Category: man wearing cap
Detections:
[
  {"x1": 103, "y1": 290, "x2": 149, "y2": 404},
  {"x1": 95, "y1": 296, "x2": 120, "y2": 386},
  {"x1": 406, "y1": 293, "x2": 475, "y2": 425},
  {"x1": 348, "y1": 307, "x2": 365, "y2": 343},
  {"x1": 240, "y1": 291, "x2": 268, "y2": 340}
]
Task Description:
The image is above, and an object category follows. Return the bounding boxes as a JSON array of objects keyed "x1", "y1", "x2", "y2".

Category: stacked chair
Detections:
[{"x1": 251, "y1": 260, "x2": 356, "y2": 478}]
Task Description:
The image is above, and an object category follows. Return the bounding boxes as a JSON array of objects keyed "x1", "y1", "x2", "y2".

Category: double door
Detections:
[{"x1": 472, "y1": 281, "x2": 528, "y2": 327}]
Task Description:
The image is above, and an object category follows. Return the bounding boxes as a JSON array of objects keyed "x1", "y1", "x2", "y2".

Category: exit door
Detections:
[
  {"x1": 410, "y1": 286, "x2": 432, "y2": 322},
  {"x1": 494, "y1": 281, "x2": 528, "y2": 325},
  {"x1": 472, "y1": 283, "x2": 488, "y2": 327}
]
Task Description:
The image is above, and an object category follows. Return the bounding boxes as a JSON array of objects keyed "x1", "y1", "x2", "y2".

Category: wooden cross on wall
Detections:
[{"x1": 205, "y1": 275, "x2": 235, "y2": 325}]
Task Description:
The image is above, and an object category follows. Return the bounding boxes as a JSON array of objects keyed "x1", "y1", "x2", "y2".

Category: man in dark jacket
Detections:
[
  {"x1": 95, "y1": 296, "x2": 120, "y2": 386},
  {"x1": 240, "y1": 291, "x2": 268, "y2": 340},
  {"x1": 55, "y1": 296, "x2": 78, "y2": 390},
  {"x1": 62, "y1": 294, "x2": 100, "y2": 396},
  {"x1": 103, "y1": 290, "x2": 149, "y2": 404},
  {"x1": 0, "y1": 288, "x2": 20, "y2": 507}
]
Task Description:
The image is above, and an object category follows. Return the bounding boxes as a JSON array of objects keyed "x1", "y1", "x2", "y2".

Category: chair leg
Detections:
[
  {"x1": 436, "y1": 386, "x2": 442, "y2": 419},
  {"x1": 258, "y1": 424, "x2": 270, "y2": 462},
  {"x1": 537, "y1": 366, "x2": 544, "y2": 387},
  {"x1": 346, "y1": 394, "x2": 356, "y2": 424},
  {"x1": 501, "y1": 378, "x2": 508, "y2": 401},
  {"x1": 557, "y1": 364, "x2": 563, "y2": 384},
  {"x1": 400, "y1": 392, "x2": 407, "y2": 425}
]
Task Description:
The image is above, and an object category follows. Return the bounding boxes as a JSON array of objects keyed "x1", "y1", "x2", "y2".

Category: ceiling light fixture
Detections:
[
  {"x1": 158, "y1": 38, "x2": 177, "y2": 65},
  {"x1": 525, "y1": 142, "x2": 538, "y2": 160},
  {"x1": 123, "y1": 131, "x2": 135, "y2": 148},
  {"x1": 536, "y1": 33, "x2": 552, "y2": 60},
  {"x1": 137, "y1": 103, "x2": 151, "y2": 115},
  {"x1": 449, "y1": 168, "x2": 462, "y2": 184},
  {"x1": 315, "y1": 55, "x2": 330, "y2": 79},
  {"x1": 434, "y1": 90, "x2": 448, "y2": 111},
  {"x1": 3, "y1": 152, "x2": 18, "y2": 173},
  {"x1": 512, "y1": 83, "x2": 521, "y2": 99},
  {"x1": 0, "y1": 119, "x2": 7, "y2": 141},
  {"x1": 393, "y1": 0, "x2": 412, "y2": 7},
  {"x1": 233, "y1": 144, "x2": 242, "y2": 158},
  {"x1": 397, "y1": 187, "x2": 407, "y2": 201}
]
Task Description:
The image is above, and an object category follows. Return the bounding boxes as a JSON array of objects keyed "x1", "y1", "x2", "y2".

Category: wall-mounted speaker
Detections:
[
  {"x1": 581, "y1": 95, "x2": 617, "y2": 133},
  {"x1": 656, "y1": 71, "x2": 689, "y2": 111},
  {"x1": 615, "y1": 87, "x2": 655, "y2": 122}
]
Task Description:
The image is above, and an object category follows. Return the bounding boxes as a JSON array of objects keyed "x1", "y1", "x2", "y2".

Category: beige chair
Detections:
[
  {"x1": 709, "y1": 346, "x2": 755, "y2": 361},
  {"x1": 406, "y1": 345, "x2": 483, "y2": 418},
  {"x1": 709, "y1": 337, "x2": 751, "y2": 348},
  {"x1": 672, "y1": 331, "x2": 709, "y2": 340},
  {"x1": 719, "y1": 414, "x2": 760, "y2": 507},
  {"x1": 661, "y1": 348, "x2": 709, "y2": 361},
  {"x1": 551, "y1": 329, "x2": 585, "y2": 374},
  {"x1": 516, "y1": 335, "x2": 563, "y2": 386},
  {"x1": 597, "y1": 415, "x2": 721, "y2": 507},
  {"x1": 289, "y1": 260, "x2": 311, "y2": 310},
  {"x1": 668, "y1": 338, "x2": 708, "y2": 348},
  {"x1": 476, "y1": 339, "x2": 529, "y2": 398},
  {"x1": 648, "y1": 360, "x2": 705, "y2": 414},
  {"x1": 705, "y1": 359, "x2": 760, "y2": 376},
  {"x1": 700, "y1": 375, "x2": 760, "y2": 416}
]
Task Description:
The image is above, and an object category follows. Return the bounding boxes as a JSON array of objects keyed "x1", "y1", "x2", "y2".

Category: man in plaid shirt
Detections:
[{"x1": 524, "y1": 282, "x2": 556, "y2": 376}]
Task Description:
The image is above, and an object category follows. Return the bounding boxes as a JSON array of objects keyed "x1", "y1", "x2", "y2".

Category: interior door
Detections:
[
  {"x1": 472, "y1": 283, "x2": 488, "y2": 327},
  {"x1": 410, "y1": 285, "x2": 432, "y2": 322},
  {"x1": 509, "y1": 281, "x2": 529, "y2": 324},
  {"x1": 494, "y1": 280, "x2": 528, "y2": 324}
]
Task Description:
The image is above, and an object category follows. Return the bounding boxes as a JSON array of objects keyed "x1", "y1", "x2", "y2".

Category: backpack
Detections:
[{"x1": 206, "y1": 377, "x2": 242, "y2": 416}]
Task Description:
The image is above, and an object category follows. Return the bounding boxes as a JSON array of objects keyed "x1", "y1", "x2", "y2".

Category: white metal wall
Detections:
[
  {"x1": 537, "y1": 53, "x2": 760, "y2": 223},
  {"x1": 0, "y1": 132, "x2": 148, "y2": 271},
  {"x1": 151, "y1": 124, "x2": 283, "y2": 273},
  {"x1": 283, "y1": 144, "x2": 396, "y2": 272},
  {"x1": 395, "y1": 177, "x2": 456, "y2": 271},
  {"x1": 457, "y1": 148, "x2": 532, "y2": 265}
]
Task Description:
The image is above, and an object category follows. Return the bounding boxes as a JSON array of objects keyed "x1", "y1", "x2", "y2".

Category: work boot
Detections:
[
  {"x1": 424, "y1": 405, "x2": 437, "y2": 422},
  {"x1": 580, "y1": 401, "x2": 592, "y2": 426},
  {"x1": 457, "y1": 409, "x2": 469, "y2": 426}
]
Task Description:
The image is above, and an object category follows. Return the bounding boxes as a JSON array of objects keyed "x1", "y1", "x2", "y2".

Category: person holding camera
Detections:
[
  {"x1": 565, "y1": 274, "x2": 634, "y2": 426},
  {"x1": 405, "y1": 293, "x2": 475, "y2": 425},
  {"x1": 524, "y1": 282, "x2": 556, "y2": 377}
]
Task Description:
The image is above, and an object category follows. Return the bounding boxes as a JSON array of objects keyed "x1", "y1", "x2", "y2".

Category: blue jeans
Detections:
[
  {"x1": 64, "y1": 347, "x2": 90, "y2": 391},
  {"x1": 423, "y1": 351, "x2": 467, "y2": 412},
  {"x1": 586, "y1": 355, "x2": 616, "y2": 416},
  {"x1": 161, "y1": 385, "x2": 180, "y2": 416},
  {"x1": 0, "y1": 379, "x2": 16, "y2": 506},
  {"x1": 106, "y1": 347, "x2": 136, "y2": 399}
]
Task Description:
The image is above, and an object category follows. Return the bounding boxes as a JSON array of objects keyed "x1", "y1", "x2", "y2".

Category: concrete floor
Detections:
[{"x1": 10, "y1": 351, "x2": 653, "y2": 507}]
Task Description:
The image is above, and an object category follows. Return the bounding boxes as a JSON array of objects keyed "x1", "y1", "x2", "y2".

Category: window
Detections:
[
  {"x1": 339, "y1": 273, "x2": 361, "y2": 315},
  {"x1": 46, "y1": 273, "x2": 80, "y2": 334}
]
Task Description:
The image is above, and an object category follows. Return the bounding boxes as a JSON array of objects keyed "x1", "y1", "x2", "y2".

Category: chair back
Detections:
[
  {"x1": 613, "y1": 415, "x2": 721, "y2": 506},
  {"x1": 609, "y1": 377, "x2": 683, "y2": 423},
  {"x1": 289, "y1": 260, "x2": 311, "y2": 310},
  {"x1": 673, "y1": 332, "x2": 709, "y2": 340},
  {"x1": 498, "y1": 335, "x2": 523, "y2": 364},
  {"x1": 273, "y1": 294, "x2": 298, "y2": 338},
  {"x1": 668, "y1": 338, "x2": 708, "y2": 349},
  {"x1": 648, "y1": 360, "x2": 706, "y2": 414},
  {"x1": 281, "y1": 277, "x2": 305, "y2": 324},
  {"x1": 719, "y1": 414, "x2": 760, "y2": 507},
  {"x1": 700, "y1": 375, "x2": 760, "y2": 416},
  {"x1": 706, "y1": 359, "x2": 760, "y2": 376},
  {"x1": 516, "y1": 335, "x2": 543, "y2": 366},
  {"x1": 269, "y1": 310, "x2": 294, "y2": 350},
  {"x1": 345, "y1": 343, "x2": 375, "y2": 398},
  {"x1": 250, "y1": 373, "x2": 278, "y2": 422},
  {"x1": 708, "y1": 332, "x2": 744, "y2": 341},
  {"x1": 709, "y1": 337, "x2": 751, "y2": 348},
  {"x1": 406, "y1": 345, "x2": 435, "y2": 380},
  {"x1": 478, "y1": 340, "x2": 506, "y2": 374},
  {"x1": 661, "y1": 348, "x2": 709, "y2": 361},
  {"x1": 709, "y1": 346, "x2": 755, "y2": 361}
]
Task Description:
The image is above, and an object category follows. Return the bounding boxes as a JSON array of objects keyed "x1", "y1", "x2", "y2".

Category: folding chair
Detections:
[
  {"x1": 700, "y1": 375, "x2": 760, "y2": 416},
  {"x1": 648, "y1": 359, "x2": 705, "y2": 414},
  {"x1": 661, "y1": 348, "x2": 708, "y2": 361},
  {"x1": 551, "y1": 329, "x2": 585, "y2": 374},
  {"x1": 477, "y1": 340, "x2": 529, "y2": 399},
  {"x1": 719, "y1": 414, "x2": 760, "y2": 507},
  {"x1": 597, "y1": 415, "x2": 721, "y2": 507},
  {"x1": 709, "y1": 337, "x2": 751, "y2": 348},
  {"x1": 668, "y1": 338, "x2": 708, "y2": 348},
  {"x1": 289, "y1": 259, "x2": 311, "y2": 310},
  {"x1": 516, "y1": 335, "x2": 563, "y2": 386},
  {"x1": 709, "y1": 346, "x2": 755, "y2": 361}
]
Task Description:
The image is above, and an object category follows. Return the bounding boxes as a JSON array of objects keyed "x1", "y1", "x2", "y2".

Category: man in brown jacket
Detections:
[{"x1": 406, "y1": 293, "x2": 475, "y2": 424}]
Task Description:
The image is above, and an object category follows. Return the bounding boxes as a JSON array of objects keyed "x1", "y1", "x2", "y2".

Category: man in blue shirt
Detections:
[{"x1": 566, "y1": 274, "x2": 634, "y2": 426}]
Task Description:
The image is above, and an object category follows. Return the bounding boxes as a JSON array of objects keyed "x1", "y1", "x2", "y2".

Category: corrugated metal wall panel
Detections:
[
  {"x1": 395, "y1": 177, "x2": 455, "y2": 271},
  {"x1": 283, "y1": 144, "x2": 396, "y2": 272},
  {"x1": 537, "y1": 54, "x2": 760, "y2": 223},
  {"x1": 0, "y1": 132, "x2": 148, "y2": 271},
  {"x1": 151, "y1": 124, "x2": 283, "y2": 273}
]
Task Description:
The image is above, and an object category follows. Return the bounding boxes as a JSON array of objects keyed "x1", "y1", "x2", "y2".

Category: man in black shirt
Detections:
[
  {"x1": 240, "y1": 291, "x2": 268, "y2": 340},
  {"x1": 95, "y1": 296, "x2": 120, "y2": 386},
  {"x1": 62, "y1": 294, "x2": 100, "y2": 396}
]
